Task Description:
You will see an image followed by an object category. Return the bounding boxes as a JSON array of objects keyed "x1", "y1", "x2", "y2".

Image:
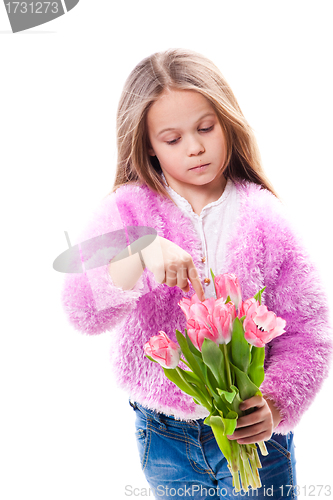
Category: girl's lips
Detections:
[{"x1": 190, "y1": 163, "x2": 210, "y2": 171}]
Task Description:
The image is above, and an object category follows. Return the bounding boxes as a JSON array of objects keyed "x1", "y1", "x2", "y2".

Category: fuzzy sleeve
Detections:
[
  {"x1": 259, "y1": 200, "x2": 333, "y2": 434},
  {"x1": 61, "y1": 189, "x2": 148, "y2": 335}
]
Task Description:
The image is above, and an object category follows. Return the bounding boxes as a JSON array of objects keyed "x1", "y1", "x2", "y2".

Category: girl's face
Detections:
[{"x1": 146, "y1": 89, "x2": 227, "y2": 196}]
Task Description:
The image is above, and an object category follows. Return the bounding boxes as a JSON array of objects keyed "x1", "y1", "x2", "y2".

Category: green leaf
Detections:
[
  {"x1": 204, "y1": 366, "x2": 220, "y2": 400},
  {"x1": 213, "y1": 396, "x2": 229, "y2": 417},
  {"x1": 228, "y1": 385, "x2": 244, "y2": 416},
  {"x1": 254, "y1": 286, "x2": 266, "y2": 305},
  {"x1": 209, "y1": 416, "x2": 232, "y2": 462},
  {"x1": 163, "y1": 367, "x2": 211, "y2": 411},
  {"x1": 217, "y1": 387, "x2": 237, "y2": 404},
  {"x1": 226, "y1": 410, "x2": 238, "y2": 420},
  {"x1": 180, "y1": 369, "x2": 210, "y2": 398},
  {"x1": 175, "y1": 330, "x2": 206, "y2": 385},
  {"x1": 231, "y1": 317, "x2": 251, "y2": 374},
  {"x1": 201, "y1": 338, "x2": 227, "y2": 390},
  {"x1": 204, "y1": 415, "x2": 211, "y2": 426},
  {"x1": 185, "y1": 332, "x2": 202, "y2": 359},
  {"x1": 210, "y1": 268, "x2": 218, "y2": 298},
  {"x1": 145, "y1": 355, "x2": 158, "y2": 363},
  {"x1": 222, "y1": 413, "x2": 238, "y2": 436},
  {"x1": 226, "y1": 342, "x2": 234, "y2": 384},
  {"x1": 248, "y1": 346, "x2": 265, "y2": 388},
  {"x1": 180, "y1": 369, "x2": 202, "y2": 386},
  {"x1": 204, "y1": 405, "x2": 220, "y2": 426},
  {"x1": 162, "y1": 367, "x2": 196, "y2": 396},
  {"x1": 229, "y1": 362, "x2": 262, "y2": 401},
  {"x1": 217, "y1": 385, "x2": 245, "y2": 416}
]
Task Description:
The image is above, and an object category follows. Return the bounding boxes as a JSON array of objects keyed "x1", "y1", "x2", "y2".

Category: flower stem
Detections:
[
  {"x1": 175, "y1": 367, "x2": 212, "y2": 411},
  {"x1": 230, "y1": 468, "x2": 241, "y2": 492},
  {"x1": 229, "y1": 441, "x2": 241, "y2": 492},
  {"x1": 258, "y1": 441, "x2": 268, "y2": 456},
  {"x1": 180, "y1": 358, "x2": 191, "y2": 369},
  {"x1": 253, "y1": 446, "x2": 262, "y2": 469},
  {"x1": 210, "y1": 268, "x2": 217, "y2": 298},
  {"x1": 241, "y1": 446, "x2": 256, "y2": 489},
  {"x1": 223, "y1": 343, "x2": 232, "y2": 389},
  {"x1": 238, "y1": 451, "x2": 248, "y2": 492}
]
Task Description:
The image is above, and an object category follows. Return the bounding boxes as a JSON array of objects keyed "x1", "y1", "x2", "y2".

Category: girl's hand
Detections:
[
  {"x1": 141, "y1": 235, "x2": 206, "y2": 301},
  {"x1": 227, "y1": 396, "x2": 282, "y2": 444}
]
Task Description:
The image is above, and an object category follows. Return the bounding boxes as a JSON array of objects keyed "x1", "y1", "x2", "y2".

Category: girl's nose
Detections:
[{"x1": 187, "y1": 136, "x2": 205, "y2": 156}]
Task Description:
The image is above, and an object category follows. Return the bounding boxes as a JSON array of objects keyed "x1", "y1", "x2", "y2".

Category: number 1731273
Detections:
[{"x1": 279, "y1": 485, "x2": 332, "y2": 497}]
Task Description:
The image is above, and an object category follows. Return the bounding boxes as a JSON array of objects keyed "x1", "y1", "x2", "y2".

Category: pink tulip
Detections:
[
  {"x1": 214, "y1": 273, "x2": 242, "y2": 308},
  {"x1": 206, "y1": 301, "x2": 236, "y2": 346},
  {"x1": 178, "y1": 294, "x2": 202, "y2": 320},
  {"x1": 187, "y1": 317, "x2": 214, "y2": 351},
  {"x1": 238, "y1": 297, "x2": 258, "y2": 318},
  {"x1": 144, "y1": 331, "x2": 181, "y2": 369},
  {"x1": 185, "y1": 298, "x2": 236, "y2": 350},
  {"x1": 243, "y1": 302, "x2": 286, "y2": 347},
  {"x1": 187, "y1": 297, "x2": 217, "y2": 322}
]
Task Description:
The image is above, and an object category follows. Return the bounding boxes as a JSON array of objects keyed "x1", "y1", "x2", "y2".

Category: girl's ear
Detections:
[
  {"x1": 148, "y1": 146, "x2": 156, "y2": 156},
  {"x1": 147, "y1": 137, "x2": 155, "y2": 156}
]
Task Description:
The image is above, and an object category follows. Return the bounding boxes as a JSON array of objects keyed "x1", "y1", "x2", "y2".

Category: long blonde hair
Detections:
[{"x1": 110, "y1": 48, "x2": 277, "y2": 198}]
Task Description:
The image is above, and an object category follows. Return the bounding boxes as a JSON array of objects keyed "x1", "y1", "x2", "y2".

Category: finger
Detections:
[
  {"x1": 236, "y1": 409, "x2": 267, "y2": 428},
  {"x1": 240, "y1": 396, "x2": 264, "y2": 412},
  {"x1": 235, "y1": 431, "x2": 271, "y2": 445},
  {"x1": 228, "y1": 422, "x2": 269, "y2": 440},
  {"x1": 177, "y1": 267, "x2": 190, "y2": 292},
  {"x1": 187, "y1": 261, "x2": 205, "y2": 301},
  {"x1": 164, "y1": 264, "x2": 178, "y2": 287}
]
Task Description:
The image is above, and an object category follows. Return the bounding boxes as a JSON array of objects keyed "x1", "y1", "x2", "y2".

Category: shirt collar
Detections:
[{"x1": 161, "y1": 172, "x2": 233, "y2": 216}]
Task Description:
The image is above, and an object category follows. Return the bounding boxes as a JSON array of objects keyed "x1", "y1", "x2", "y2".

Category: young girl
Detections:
[{"x1": 61, "y1": 48, "x2": 332, "y2": 499}]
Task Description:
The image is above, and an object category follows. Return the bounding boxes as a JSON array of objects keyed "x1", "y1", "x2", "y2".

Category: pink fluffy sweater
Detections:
[{"x1": 61, "y1": 180, "x2": 332, "y2": 434}]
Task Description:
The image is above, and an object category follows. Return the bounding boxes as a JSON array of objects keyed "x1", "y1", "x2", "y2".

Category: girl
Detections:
[{"x1": 61, "y1": 48, "x2": 332, "y2": 499}]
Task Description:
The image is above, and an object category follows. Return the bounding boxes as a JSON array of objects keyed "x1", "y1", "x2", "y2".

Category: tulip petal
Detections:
[{"x1": 143, "y1": 331, "x2": 181, "y2": 369}]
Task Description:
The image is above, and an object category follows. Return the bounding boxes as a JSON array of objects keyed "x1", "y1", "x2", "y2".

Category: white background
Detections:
[{"x1": 1, "y1": 1, "x2": 333, "y2": 499}]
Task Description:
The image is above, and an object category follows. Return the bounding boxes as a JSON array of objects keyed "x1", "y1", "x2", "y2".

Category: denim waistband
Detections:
[
  {"x1": 130, "y1": 400, "x2": 295, "y2": 460},
  {"x1": 129, "y1": 400, "x2": 207, "y2": 429}
]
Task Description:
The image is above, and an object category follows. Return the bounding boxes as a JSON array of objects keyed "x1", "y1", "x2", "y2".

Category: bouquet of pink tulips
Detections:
[{"x1": 144, "y1": 271, "x2": 286, "y2": 493}]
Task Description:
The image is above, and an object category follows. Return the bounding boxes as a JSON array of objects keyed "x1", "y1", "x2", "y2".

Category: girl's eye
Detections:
[
  {"x1": 166, "y1": 138, "x2": 180, "y2": 145},
  {"x1": 165, "y1": 125, "x2": 214, "y2": 145},
  {"x1": 199, "y1": 125, "x2": 214, "y2": 133}
]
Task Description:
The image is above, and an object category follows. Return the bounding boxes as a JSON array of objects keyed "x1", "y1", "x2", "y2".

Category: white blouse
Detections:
[{"x1": 161, "y1": 174, "x2": 239, "y2": 298}]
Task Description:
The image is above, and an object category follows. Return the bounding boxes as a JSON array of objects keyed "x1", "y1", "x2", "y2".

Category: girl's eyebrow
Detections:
[{"x1": 156, "y1": 112, "x2": 216, "y2": 137}]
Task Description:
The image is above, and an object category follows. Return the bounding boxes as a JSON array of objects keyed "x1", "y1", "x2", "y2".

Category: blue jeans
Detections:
[{"x1": 130, "y1": 401, "x2": 297, "y2": 499}]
